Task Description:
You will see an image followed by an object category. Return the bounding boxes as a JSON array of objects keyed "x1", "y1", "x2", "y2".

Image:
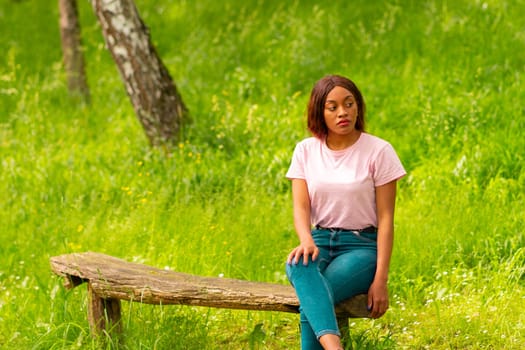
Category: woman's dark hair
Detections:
[{"x1": 307, "y1": 75, "x2": 366, "y2": 138}]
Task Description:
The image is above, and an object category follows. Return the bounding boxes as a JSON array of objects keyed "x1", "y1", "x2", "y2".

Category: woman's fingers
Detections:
[
  {"x1": 287, "y1": 245, "x2": 319, "y2": 265},
  {"x1": 286, "y1": 247, "x2": 303, "y2": 265},
  {"x1": 367, "y1": 282, "x2": 389, "y2": 318},
  {"x1": 302, "y1": 248, "x2": 310, "y2": 265},
  {"x1": 286, "y1": 248, "x2": 298, "y2": 264},
  {"x1": 311, "y1": 248, "x2": 319, "y2": 261},
  {"x1": 369, "y1": 299, "x2": 388, "y2": 318}
]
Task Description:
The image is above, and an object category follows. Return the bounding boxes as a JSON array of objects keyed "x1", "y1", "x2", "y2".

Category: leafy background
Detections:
[{"x1": 1, "y1": 0, "x2": 524, "y2": 348}]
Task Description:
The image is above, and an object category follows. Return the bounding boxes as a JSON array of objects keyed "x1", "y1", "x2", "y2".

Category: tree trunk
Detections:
[
  {"x1": 90, "y1": 0, "x2": 188, "y2": 146},
  {"x1": 59, "y1": 0, "x2": 90, "y2": 102}
]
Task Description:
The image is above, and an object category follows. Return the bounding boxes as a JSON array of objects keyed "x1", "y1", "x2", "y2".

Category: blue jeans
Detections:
[{"x1": 286, "y1": 228, "x2": 377, "y2": 350}]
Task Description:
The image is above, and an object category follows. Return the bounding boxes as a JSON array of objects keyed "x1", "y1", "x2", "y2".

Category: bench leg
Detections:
[{"x1": 87, "y1": 282, "x2": 122, "y2": 336}]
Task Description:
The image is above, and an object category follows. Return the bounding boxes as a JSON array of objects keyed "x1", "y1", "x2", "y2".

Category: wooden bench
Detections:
[{"x1": 50, "y1": 252, "x2": 370, "y2": 338}]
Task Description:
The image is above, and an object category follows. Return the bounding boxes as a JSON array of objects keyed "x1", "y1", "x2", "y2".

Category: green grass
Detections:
[{"x1": 1, "y1": 0, "x2": 524, "y2": 348}]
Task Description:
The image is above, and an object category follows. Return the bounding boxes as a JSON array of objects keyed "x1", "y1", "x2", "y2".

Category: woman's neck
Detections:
[{"x1": 325, "y1": 131, "x2": 361, "y2": 150}]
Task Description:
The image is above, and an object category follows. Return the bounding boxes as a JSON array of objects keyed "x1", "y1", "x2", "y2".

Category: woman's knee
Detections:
[{"x1": 286, "y1": 256, "x2": 323, "y2": 282}]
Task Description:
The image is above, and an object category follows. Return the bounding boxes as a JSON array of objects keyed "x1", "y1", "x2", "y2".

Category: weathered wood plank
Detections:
[{"x1": 50, "y1": 252, "x2": 370, "y2": 318}]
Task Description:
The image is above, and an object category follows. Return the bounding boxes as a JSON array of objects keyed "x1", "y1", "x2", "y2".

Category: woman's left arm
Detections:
[{"x1": 368, "y1": 180, "x2": 398, "y2": 318}]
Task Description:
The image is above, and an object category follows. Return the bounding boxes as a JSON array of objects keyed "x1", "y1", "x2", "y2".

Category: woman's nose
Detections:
[{"x1": 338, "y1": 105, "x2": 348, "y2": 116}]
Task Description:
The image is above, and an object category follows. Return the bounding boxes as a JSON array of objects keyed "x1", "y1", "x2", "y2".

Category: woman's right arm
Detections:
[{"x1": 287, "y1": 179, "x2": 319, "y2": 265}]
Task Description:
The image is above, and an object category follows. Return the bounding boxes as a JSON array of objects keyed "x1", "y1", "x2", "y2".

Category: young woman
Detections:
[{"x1": 285, "y1": 75, "x2": 406, "y2": 350}]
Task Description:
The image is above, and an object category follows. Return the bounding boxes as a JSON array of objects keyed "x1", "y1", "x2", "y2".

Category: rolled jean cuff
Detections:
[{"x1": 316, "y1": 329, "x2": 341, "y2": 339}]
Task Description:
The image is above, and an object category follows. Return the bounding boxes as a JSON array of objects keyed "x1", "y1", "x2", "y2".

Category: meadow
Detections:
[{"x1": 1, "y1": 0, "x2": 524, "y2": 348}]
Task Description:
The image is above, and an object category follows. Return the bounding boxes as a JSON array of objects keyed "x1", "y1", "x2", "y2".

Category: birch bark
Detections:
[{"x1": 91, "y1": 0, "x2": 188, "y2": 146}]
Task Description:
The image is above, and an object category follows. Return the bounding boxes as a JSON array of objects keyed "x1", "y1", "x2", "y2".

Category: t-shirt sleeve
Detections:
[
  {"x1": 373, "y1": 143, "x2": 407, "y2": 186},
  {"x1": 286, "y1": 143, "x2": 306, "y2": 180}
]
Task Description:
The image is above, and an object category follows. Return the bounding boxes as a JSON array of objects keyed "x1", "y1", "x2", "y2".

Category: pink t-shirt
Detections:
[{"x1": 286, "y1": 133, "x2": 406, "y2": 229}]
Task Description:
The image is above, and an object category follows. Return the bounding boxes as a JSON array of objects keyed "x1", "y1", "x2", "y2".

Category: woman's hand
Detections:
[
  {"x1": 367, "y1": 279, "x2": 389, "y2": 318},
  {"x1": 286, "y1": 241, "x2": 319, "y2": 266}
]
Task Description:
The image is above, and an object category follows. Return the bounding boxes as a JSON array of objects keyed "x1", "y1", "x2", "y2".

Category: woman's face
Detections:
[{"x1": 323, "y1": 86, "x2": 359, "y2": 137}]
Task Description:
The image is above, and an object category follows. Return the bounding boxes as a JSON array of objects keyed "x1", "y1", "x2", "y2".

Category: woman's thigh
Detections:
[{"x1": 323, "y1": 248, "x2": 377, "y2": 304}]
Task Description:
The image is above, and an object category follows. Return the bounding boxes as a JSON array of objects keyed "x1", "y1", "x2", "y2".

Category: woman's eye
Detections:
[
  {"x1": 346, "y1": 102, "x2": 353, "y2": 108},
  {"x1": 327, "y1": 106, "x2": 336, "y2": 111}
]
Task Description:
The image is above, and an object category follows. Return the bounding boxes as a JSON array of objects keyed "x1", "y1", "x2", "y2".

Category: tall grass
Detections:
[{"x1": 1, "y1": 0, "x2": 524, "y2": 348}]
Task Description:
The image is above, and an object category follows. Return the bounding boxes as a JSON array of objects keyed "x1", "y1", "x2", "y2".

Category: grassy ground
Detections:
[{"x1": 1, "y1": 0, "x2": 524, "y2": 348}]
